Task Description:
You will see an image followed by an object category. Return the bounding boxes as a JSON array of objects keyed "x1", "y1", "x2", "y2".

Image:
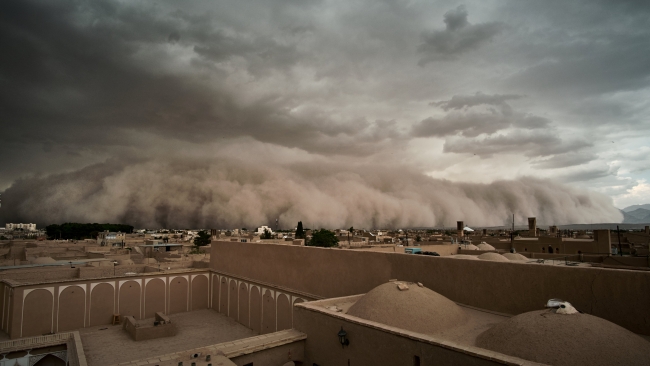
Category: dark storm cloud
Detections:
[
  {"x1": 558, "y1": 167, "x2": 615, "y2": 183},
  {"x1": 431, "y1": 92, "x2": 523, "y2": 111},
  {"x1": 0, "y1": 0, "x2": 398, "y2": 162},
  {"x1": 418, "y1": 5, "x2": 505, "y2": 65},
  {"x1": 0, "y1": 0, "x2": 643, "y2": 219},
  {"x1": 532, "y1": 152, "x2": 598, "y2": 170},
  {"x1": 443, "y1": 130, "x2": 592, "y2": 158},
  {"x1": 412, "y1": 93, "x2": 549, "y2": 138}
]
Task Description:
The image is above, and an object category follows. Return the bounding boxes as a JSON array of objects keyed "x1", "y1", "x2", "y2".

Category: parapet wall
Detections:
[
  {"x1": 0, "y1": 269, "x2": 211, "y2": 339},
  {"x1": 211, "y1": 241, "x2": 650, "y2": 335}
]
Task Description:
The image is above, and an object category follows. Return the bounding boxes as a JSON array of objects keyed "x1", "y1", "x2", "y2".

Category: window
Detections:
[
  {"x1": 243, "y1": 363, "x2": 253, "y2": 366},
  {"x1": 414, "y1": 356, "x2": 421, "y2": 366}
]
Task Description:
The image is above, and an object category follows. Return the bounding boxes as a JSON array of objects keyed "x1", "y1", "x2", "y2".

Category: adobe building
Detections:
[
  {"x1": 1, "y1": 239, "x2": 650, "y2": 366},
  {"x1": 528, "y1": 217, "x2": 537, "y2": 237}
]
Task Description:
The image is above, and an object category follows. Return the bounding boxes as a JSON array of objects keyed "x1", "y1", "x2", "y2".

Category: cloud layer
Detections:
[
  {"x1": 0, "y1": 156, "x2": 622, "y2": 228},
  {"x1": 1, "y1": 0, "x2": 649, "y2": 225}
]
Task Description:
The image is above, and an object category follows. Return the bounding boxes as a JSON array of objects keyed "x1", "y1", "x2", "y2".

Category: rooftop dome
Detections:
[
  {"x1": 502, "y1": 253, "x2": 527, "y2": 261},
  {"x1": 477, "y1": 253, "x2": 509, "y2": 262},
  {"x1": 32, "y1": 257, "x2": 56, "y2": 264},
  {"x1": 476, "y1": 243, "x2": 495, "y2": 251},
  {"x1": 346, "y1": 281, "x2": 467, "y2": 335},
  {"x1": 450, "y1": 254, "x2": 479, "y2": 260},
  {"x1": 118, "y1": 259, "x2": 135, "y2": 265},
  {"x1": 463, "y1": 244, "x2": 479, "y2": 250},
  {"x1": 476, "y1": 309, "x2": 650, "y2": 366}
]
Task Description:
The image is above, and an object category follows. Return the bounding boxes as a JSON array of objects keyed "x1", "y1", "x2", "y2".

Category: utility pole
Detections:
[
  {"x1": 617, "y1": 225, "x2": 622, "y2": 256},
  {"x1": 510, "y1": 214, "x2": 514, "y2": 251}
]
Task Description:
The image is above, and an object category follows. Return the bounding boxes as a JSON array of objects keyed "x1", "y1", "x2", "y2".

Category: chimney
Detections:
[
  {"x1": 646, "y1": 226, "x2": 649, "y2": 235},
  {"x1": 528, "y1": 217, "x2": 537, "y2": 237},
  {"x1": 457, "y1": 221, "x2": 464, "y2": 241}
]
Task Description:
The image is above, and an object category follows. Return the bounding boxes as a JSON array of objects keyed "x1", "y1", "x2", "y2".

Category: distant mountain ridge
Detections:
[
  {"x1": 622, "y1": 204, "x2": 650, "y2": 212},
  {"x1": 621, "y1": 204, "x2": 650, "y2": 224}
]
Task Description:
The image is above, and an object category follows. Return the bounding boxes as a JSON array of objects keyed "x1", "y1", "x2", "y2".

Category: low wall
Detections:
[
  {"x1": 211, "y1": 241, "x2": 650, "y2": 335},
  {"x1": 122, "y1": 314, "x2": 176, "y2": 341},
  {"x1": 1, "y1": 269, "x2": 211, "y2": 339},
  {"x1": 0, "y1": 267, "x2": 79, "y2": 283}
]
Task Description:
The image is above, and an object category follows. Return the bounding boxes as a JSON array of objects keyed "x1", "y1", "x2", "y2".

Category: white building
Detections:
[
  {"x1": 5, "y1": 223, "x2": 37, "y2": 231},
  {"x1": 255, "y1": 226, "x2": 274, "y2": 235}
]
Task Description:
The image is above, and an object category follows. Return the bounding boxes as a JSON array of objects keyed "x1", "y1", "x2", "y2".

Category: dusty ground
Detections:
[{"x1": 79, "y1": 309, "x2": 255, "y2": 366}]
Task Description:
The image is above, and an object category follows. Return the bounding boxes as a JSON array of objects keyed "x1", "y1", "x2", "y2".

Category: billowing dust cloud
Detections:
[{"x1": 0, "y1": 157, "x2": 622, "y2": 229}]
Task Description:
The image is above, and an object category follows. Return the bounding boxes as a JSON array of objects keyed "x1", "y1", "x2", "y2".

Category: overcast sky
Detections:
[{"x1": 1, "y1": 0, "x2": 648, "y2": 227}]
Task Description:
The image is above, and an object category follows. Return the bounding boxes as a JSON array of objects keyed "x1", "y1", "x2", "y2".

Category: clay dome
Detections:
[
  {"x1": 346, "y1": 281, "x2": 467, "y2": 336},
  {"x1": 118, "y1": 259, "x2": 135, "y2": 265},
  {"x1": 476, "y1": 243, "x2": 495, "y2": 251},
  {"x1": 450, "y1": 254, "x2": 479, "y2": 260},
  {"x1": 502, "y1": 253, "x2": 527, "y2": 261},
  {"x1": 32, "y1": 257, "x2": 56, "y2": 264},
  {"x1": 476, "y1": 309, "x2": 650, "y2": 366},
  {"x1": 477, "y1": 253, "x2": 509, "y2": 262},
  {"x1": 463, "y1": 244, "x2": 479, "y2": 250}
]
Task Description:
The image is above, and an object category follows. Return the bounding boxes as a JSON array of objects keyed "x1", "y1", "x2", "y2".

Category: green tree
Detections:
[
  {"x1": 261, "y1": 228, "x2": 273, "y2": 239},
  {"x1": 416, "y1": 235, "x2": 422, "y2": 242},
  {"x1": 307, "y1": 229, "x2": 339, "y2": 248},
  {"x1": 295, "y1": 221, "x2": 305, "y2": 239},
  {"x1": 193, "y1": 231, "x2": 211, "y2": 248}
]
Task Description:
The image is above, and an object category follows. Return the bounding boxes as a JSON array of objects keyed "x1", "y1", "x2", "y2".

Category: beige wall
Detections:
[
  {"x1": 481, "y1": 230, "x2": 611, "y2": 255},
  {"x1": 210, "y1": 272, "x2": 313, "y2": 336},
  {"x1": 2, "y1": 270, "x2": 211, "y2": 339},
  {"x1": 293, "y1": 304, "x2": 513, "y2": 366},
  {"x1": 210, "y1": 241, "x2": 650, "y2": 335}
]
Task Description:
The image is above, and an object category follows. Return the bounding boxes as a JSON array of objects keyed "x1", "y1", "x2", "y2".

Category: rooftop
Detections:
[{"x1": 79, "y1": 309, "x2": 255, "y2": 366}]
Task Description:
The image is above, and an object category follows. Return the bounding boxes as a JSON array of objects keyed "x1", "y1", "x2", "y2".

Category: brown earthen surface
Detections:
[
  {"x1": 450, "y1": 254, "x2": 479, "y2": 260},
  {"x1": 80, "y1": 309, "x2": 255, "y2": 366},
  {"x1": 346, "y1": 282, "x2": 467, "y2": 335},
  {"x1": 476, "y1": 309, "x2": 650, "y2": 366},
  {"x1": 502, "y1": 253, "x2": 528, "y2": 261},
  {"x1": 477, "y1": 253, "x2": 509, "y2": 262}
]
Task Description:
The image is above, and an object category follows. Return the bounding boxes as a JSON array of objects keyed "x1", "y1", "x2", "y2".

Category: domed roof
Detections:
[
  {"x1": 32, "y1": 257, "x2": 56, "y2": 264},
  {"x1": 450, "y1": 254, "x2": 479, "y2": 260},
  {"x1": 476, "y1": 309, "x2": 650, "y2": 366},
  {"x1": 463, "y1": 244, "x2": 479, "y2": 250},
  {"x1": 346, "y1": 281, "x2": 467, "y2": 335},
  {"x1": 476, "y1": 243, "x2": 495, "y2": 251},
  {"x1": 502, "y1": 253, "x2": 527, "y2": 261},
  {"x1": 118, "y1": 259, "x2": 135, "y2": 265},
  {"x1": 477, "y1": 253, "x2": 509, "y2": 262}
]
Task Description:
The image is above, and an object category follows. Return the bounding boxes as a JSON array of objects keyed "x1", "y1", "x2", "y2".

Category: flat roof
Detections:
[{"x1": 79, "y1": 309, "x2": 255, "y2": 366}]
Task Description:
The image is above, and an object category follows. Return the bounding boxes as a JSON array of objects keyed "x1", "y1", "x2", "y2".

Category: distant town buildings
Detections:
[
  {"x1": 254, "y1": 225, "x2": 274, "y2": 235},
  {"x1": 1, "y1": 218, "x2": 650, "y2": 365},
  {"x1": 97, "y1": 230, "x2": 126, "y2": 246},
  {"x1": 5, "y1": 223, "x2": 36, "y2": 231}
]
